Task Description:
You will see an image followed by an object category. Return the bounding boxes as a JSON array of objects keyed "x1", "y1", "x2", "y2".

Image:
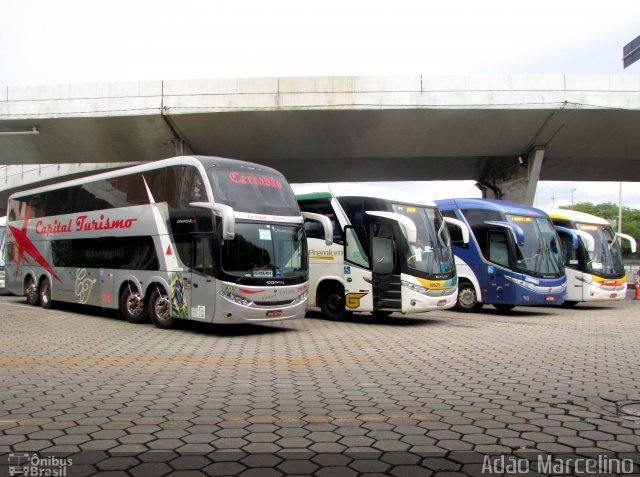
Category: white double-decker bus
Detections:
[
  {"x1": 294, "y1": 183, "x2": 467, "y2": 320},
  {"x1": 5, "y1": 156, "x2": 327, "y2": 328}
]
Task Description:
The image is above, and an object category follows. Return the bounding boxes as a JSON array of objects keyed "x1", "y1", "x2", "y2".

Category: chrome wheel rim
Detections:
[
  {"x1": 155, "y1": 295, "x2": 171, "y2": 321},
  {"x1": 458, "y1": 288, "x2": 477, "y2": 308},
  {"x1": 126, "y1": 292, "x2": 144, "y2": 316}
]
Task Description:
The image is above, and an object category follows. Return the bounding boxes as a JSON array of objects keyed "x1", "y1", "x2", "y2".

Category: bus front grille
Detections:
[{"x1": 253, "y1": 300, "x2": 294, "y2": 307}]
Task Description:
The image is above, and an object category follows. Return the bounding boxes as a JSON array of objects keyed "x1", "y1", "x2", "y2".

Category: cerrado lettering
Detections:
[{"x1": 229, "y1": 171, "x2": 282, "y2": 189}]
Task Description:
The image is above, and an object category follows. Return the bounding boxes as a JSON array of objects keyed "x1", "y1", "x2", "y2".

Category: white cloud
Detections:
[{"x1": 2, "y1": 0, "x2": 640, "y2": 85}]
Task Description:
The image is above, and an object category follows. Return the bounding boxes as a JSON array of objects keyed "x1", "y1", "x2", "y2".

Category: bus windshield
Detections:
[
  {"x1": 506, "y1": 215, "x2": 564, "y2": 277},
  {"x1": 392, "y1": 204, "x2": 455, "y2": 277},
  {"x1": 576, "y1": 223, "x2": 625, "y2": 276},
  {"x1": 221, "y1": 223, "x2": 307, "y2": 280},
  {"x1": 209, "y1": 168, "x2": 300, "y2": 216}
]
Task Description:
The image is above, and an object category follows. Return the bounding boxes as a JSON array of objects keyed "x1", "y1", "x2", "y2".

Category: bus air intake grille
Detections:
[{"x1": 254, "y1": 300, "x2": 294, "y2": 307}]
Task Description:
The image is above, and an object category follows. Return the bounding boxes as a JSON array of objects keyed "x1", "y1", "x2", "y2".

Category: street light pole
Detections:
[
  {"x1": 571, "y1": 188, "x2": 577, "y2": 209},
  {"x1": 618, "y1": 182, "x2": 623, "y2": 235}
]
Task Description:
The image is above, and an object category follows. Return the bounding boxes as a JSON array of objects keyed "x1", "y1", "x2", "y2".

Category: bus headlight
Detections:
[
  {"x1": 504, "y1": 276, "x2": 536, "y2": 289},
  {"x1": 292, "y1": 291, "x2": 308, "y2": 305},
  {"x1": 219, "y1": 290, "x2": 252, "y2": 306},
  {"x1": 402, "y1": 280, "x2": 429, "y2": 296}
]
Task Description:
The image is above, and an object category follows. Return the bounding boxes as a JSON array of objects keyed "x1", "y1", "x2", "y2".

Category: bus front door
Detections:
[
  {"x1": 184, "y1": 234, "x2": 217, "y2": 322},
  {"x1": 343, "y1": 226, "x2": 374, "y2": 312}
]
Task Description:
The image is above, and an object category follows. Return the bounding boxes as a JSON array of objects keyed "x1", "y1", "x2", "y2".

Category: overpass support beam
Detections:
[{"x1": 476, "y1": 147, "x2": 544, "y2": 205}]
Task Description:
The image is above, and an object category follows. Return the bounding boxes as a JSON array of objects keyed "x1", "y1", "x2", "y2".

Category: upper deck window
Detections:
[{"x1": 209, "y1": 168, "x2": 299, "y2": 217}]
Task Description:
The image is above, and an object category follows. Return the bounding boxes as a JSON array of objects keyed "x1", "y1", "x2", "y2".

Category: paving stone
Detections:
[{"x1": 1, "y1": 293, "x2": 639, "y2": 472}]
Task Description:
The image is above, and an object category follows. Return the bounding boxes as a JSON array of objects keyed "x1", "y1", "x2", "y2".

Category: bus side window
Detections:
[
  {"x1": 344, "y1": 225, "x2": 370, "y2": 269},
  {"x1": 441, "y1": 210, "x2": 468, "y2": 248},
  {"x1": 298, "y1": 198, "x2": 342, "y2": 244},
  {"x1": 487, "y1": 231, "x2": 509, "y2": 268},
  {"x1": 558, "y1": 231, "x2": 578, "y2": 268},
  {"x1": 193, "y1": 235, "x2": 215, "y2": 275}
]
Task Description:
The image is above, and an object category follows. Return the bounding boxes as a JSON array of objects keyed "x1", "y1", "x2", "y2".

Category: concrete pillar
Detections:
[{"x1": 475, "y1": 147, "x2": 545, "y2": 205}]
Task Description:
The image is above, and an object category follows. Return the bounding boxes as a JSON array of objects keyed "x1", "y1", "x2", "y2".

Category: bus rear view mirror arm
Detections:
[
  {"x1": 574, "y1": 229, "x2": 596, "y2": 253},
  {"x1": 301, "y1": 212, "x2": 333, "y2": 246},
  {"x1": 616, "y1": 232, "x2": 637, "y2": 253},
  {"x1": 485, "y1": 221, "x2": 525, "y2": 247},
  {"x1": 555, "y1": 226, "x2": 580, "y2": 250},
  {"x1": 366, "y1": 211, "x2": 417, "y2": 244},
  {"x1": 190, "y1": 202, "x2": 235, "y2": 240},
  {"x1": 443, "y1": 217, "x2": 470, "y2": 244}
]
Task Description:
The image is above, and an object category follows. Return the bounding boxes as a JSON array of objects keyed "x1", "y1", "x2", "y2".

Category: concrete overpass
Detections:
[{"x1": 1, "y1": 75, "x2": 640, "y2": 214}]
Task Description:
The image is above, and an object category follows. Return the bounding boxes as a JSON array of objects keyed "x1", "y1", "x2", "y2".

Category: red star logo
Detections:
[{"x1": 8, "y1": 203, "x2": 62, "y2": 283}]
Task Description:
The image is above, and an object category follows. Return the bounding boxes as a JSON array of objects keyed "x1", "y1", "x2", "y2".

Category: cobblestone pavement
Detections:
[{"x1": 1, "y1": 291, "x2": 639, "y2": 476}]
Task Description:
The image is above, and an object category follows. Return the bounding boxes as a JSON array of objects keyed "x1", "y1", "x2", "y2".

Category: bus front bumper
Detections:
[
  {"x1": 401, "y1": 281, "x2": 458, "y2": 312},
  {"x1": 214, "y1": 295, "x2": 308, "y2": 324},
  {"x1": 504, "y1": 276, "x2": 567, "y2": 306}
]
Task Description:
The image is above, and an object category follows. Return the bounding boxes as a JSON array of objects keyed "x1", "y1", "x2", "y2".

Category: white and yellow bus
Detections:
[
  {"x1": 294, "y1": 183, "x2": 467, "y2": 320},
  {"x1": 544, "y1": 208, "x2": 637, "y2": 305},
  {"x1": 0, "y1": 216, "x2": 6, "y2": 288}
]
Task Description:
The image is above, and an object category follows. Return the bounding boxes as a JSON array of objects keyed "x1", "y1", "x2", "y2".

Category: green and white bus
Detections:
[{"x1": 294, "y1": 183, "x2": 467, "y2": 320}]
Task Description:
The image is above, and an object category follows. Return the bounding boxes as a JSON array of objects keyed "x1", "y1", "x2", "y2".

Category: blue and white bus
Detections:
[{"x1": 436, "y1": 198, "x2": 567, "y2": 312}]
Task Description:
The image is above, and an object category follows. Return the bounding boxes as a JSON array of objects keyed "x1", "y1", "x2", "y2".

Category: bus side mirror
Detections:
[
  {"x1": 301, "y1": 212, "x2": 333, "y2": 246},
  {"x1": 574, "y1": 230, "x2": 596, "y2": 254},
  {"x1": 190, "y1": 202, "x2": 235, "y2": 240},
  {"x1": 616, "y1": 232, "x2": 637, "y2": 253},
  {"x1": 554, "y1": 226, "x2": 579, "y2": 250},
  {"x1": 485, "y1": 221, "x2": 525, "y2": 247},
  {"x1": 443, "y1": 217, "x2": 469, "y2": 244},
  {"x1": 371, "y1": 236, "x2": 394, "y2": 275}
]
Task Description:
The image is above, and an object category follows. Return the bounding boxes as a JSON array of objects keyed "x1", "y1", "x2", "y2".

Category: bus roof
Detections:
[
  {"x1": 8, "y1": 155, "x2": 286, "y2": 199},
  {"x1": 292, "y1": 183, "x2": 437, "y2": 207},
  {"x1": 541, "y1": 207, "x2": 611, "y2": 226},
  {"x1": 435, "y1": 198, "x2": 549, "y2": 218}
]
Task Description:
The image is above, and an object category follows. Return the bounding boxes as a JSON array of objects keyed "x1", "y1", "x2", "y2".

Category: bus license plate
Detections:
[
  {"x1": 610, "y1": 293, "x2": 617, "y2": 299},
  {"x1": 545, "y1": 297, "x2": 554, "y2": 301},
  {"x1": 267, "y1": 310, "x2": 283, "y2": 317}
]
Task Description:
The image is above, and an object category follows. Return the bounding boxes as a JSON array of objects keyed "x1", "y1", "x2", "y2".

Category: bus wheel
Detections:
[
  {"x1": 25, "y1": 276, "x2": 40, "y2": 306},
  {"x1": 149, "y1": 287, "x2": 175, "y2": 329},
  {"x1": 493, "y1": 304, "x2": 515, "y2": 313},
  {"x1": 455, "y1": 282, "x2": 483, "y2": 312},
  {"x1": 562, "y1": 301, "x2": 578, "y2": 307},
  {"x1": 120, "y1": 285, "x2": 149, "y2": 324},
  {"x1": 320, "y1": 283, "x2": 350, "y2": 320},
  {"x1": 39, "y1": 278, "x2": 53, "y2": 309}
]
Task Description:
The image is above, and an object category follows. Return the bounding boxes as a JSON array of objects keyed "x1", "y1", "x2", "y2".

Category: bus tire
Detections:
[
  {"x1": 455, "y1": 282, "x2": 483, "y2": 312},
  {"x1": 319, "y1": 283, "x2": 350, "y2": 320},
  {"x1": 562, "y1": 300, "x2": 578, "y2": 307},
  {"x1": 39, "y1": 277, "x2": 53, "y2": 309},
  {"x1": 120, "y1": 285, "x2": 149, "y2": 324},
  {"x1": 148, "y1": 287, "x2": 175, "y2": 329},
  {"x1": 25, "y1": 275, "x2": 40, "y2": 306}
]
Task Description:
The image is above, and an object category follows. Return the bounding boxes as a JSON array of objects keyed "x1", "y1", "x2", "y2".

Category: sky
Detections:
[{"x1": 1, "y1": 0, "x2": 639, "y2": 209}]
